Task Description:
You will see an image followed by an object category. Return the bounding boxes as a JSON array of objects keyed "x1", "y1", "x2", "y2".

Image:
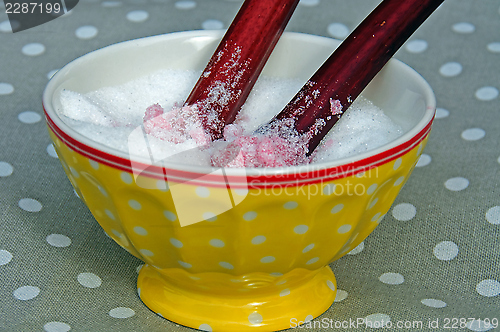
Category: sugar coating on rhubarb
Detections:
[{"x1": 58, "y1": 69, "x2": 403, "y2": 167}]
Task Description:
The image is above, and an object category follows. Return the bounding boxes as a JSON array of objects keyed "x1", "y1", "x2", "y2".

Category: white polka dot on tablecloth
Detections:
[
  {"x1": 327, "y1": 22, "x2": 349, "y2": 39},
  {"x1": 487, "y1": 42, "x2": 500, "y2": 53},
  {"x1": 43, "y1": 321, "x2": 71, "y2": 332},
  {"x1": 0, "y1": 249, "x2": 13, "y2": 265},
  {"x1": 18, "y1": 111, "x2": 42, "y2": 124},
  {"x1": 347, "y1": 241, "x2": 364, "y2": 255},
  {"x1": 485, "y1": 206, "x2": 500, "y2": 225},
  {"x1": 0, "y1": 20, "x2": 12, "y2": 33},
  {"x1": 461, "y1": 128, "x2": 485, "y2": 141},
  {"x1": 175, "y1": 0, "x2": 196, "y2": 9},
  {"x1": 101, "y1": 0, "x2": 122, "y2": 7},
  {"x1": 198, "y1": 323, "x2": 212, "y2": 332},
  {"x1": 392, "y1": 203, "x2": 416, "y2": 221},
  {"x1": 46, "y1": 234, "x2": 71, "y2": 247},
  {"x1": 18, "y1": 198, "x2": 42, "y2": 212},
  {"x1": 0, "y1": 161, "x2": 14, "y2": 177},
  {"x1": 452, "y1": 22, "x2": 475, "y2": 34},
  {"x1": 334, "y1": 289, "x2": 348, "y2": 302},
  {"x1": 364, "y1": 313, "x2": 391, "y2": 328},
  {"x1": 126, "y1": 10, "x2": 149, "y2": 22},
  {"x1": 444, "y1": 177, "x2": 469, "y2": 191},
  {"x1": 109, "y1": 307, "x2": 135, "y2": 318},
  {"x1": 13, "y1": 285, "x2": 40, "y2": 300},
  {"x1": 248, "y1": 312, "x2": 263, "y2": 325},
  {"x1": 202, "y1": 19, "x2": 224, "y2": 30},
  {"x1": 47, "y1": 144, "x2": 58, "y2": 158},
  {"x1": 433, "y1": 241, "x2": 459, "y2": 260},
  {"x1": 75, "y1": 25, "x2": 98, "y2": 39},
  {"x1": 299, "y1": 0, "x2": 320, "y2": 6},
  {"x1": 77, "y1": 272, "x2": 102, "y2": 288},
  {"x1": 466, "y1": 319, "x2": 496, "y2": 332},
  {"x1": 47, "y1": 69, "x2": 59, "y2": 79},
  {"x1": 0, "y1": 82, "x2": 14, "y2": 95},
  {"x1": 421, "y1": 298, "x2": 447, "y2": 308},
  {"x1": 476, "y1": 279, "x2": 500, "y2": 297},
  {"x1": 379, "y1": 272, "x2": 404, "y2": 285},
  {"x1": 22, "y1": 43, "x2": 45, "y2": 56},
  {"x1": 405, "y1": 39, "x2": 428, "y2": 53},
  {"x1": 475, "y1": 86, "x2": 498, "y2": 101},
  {"x1": 416, "y1": 154, "x2": 431, "y2": 167},
  {"x1": 439, "y1": 61, "x2": 462, "y2": 77},
  {"x1": 435, "y1": 107, "x2": 449, "y2": 119}
]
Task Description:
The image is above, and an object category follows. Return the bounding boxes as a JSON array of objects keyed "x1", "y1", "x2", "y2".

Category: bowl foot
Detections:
[{"x1": 137, "y1": 264, "x2": 337, "y2": 331}]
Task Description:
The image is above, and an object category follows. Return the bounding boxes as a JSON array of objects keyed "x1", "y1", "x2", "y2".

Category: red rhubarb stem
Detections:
[
  {"x1": 185, "y1": 0, "x2": 300, "y2": 141},
  {"x1": 270, "y1": 0, "x2": 444, "y2": 155}
]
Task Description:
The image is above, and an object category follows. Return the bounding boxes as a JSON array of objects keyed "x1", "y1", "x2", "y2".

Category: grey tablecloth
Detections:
[{"x1": 1, "y1": 0, "x2": 499, "y2": 331}]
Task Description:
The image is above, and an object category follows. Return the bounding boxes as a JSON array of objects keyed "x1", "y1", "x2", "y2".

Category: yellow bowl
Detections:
[{"x1": 43, "y1": 31, "x2": 435, "y2": 331}]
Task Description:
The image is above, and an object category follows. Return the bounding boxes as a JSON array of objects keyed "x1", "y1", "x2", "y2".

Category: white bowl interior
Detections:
[{"x1": 44, "y1": 30, "x2": 435, "y2": 175}]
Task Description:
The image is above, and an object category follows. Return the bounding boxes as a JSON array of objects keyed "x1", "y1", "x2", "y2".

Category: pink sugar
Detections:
[{"x1": 58, "y1": 69, "x2": 404, "y2": 168}]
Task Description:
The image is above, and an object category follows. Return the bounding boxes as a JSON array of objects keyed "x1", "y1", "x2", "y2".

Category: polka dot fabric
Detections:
[{"x1": 1, "y1": 0, "x2": 499, "y2": 331}]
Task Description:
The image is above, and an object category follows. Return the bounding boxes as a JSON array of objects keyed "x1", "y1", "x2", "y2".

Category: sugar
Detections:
[{"x1": 58, "y1": 69, "x2": 403, "y2": 167}]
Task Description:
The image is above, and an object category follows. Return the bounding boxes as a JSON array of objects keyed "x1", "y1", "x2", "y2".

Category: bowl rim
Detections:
[{"x1": 43, "y1": 30, "x2": 436, "y2": 185}]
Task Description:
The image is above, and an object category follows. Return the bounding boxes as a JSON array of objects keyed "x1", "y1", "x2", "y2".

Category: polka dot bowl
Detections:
[{"x1": 43, "y1": 30, "x2": 435, "y2": 331}]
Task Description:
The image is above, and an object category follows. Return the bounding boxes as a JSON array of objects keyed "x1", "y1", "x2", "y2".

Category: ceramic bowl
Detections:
[{"x1": 43, "y1": 30, "x2": 435, "y2": 331}]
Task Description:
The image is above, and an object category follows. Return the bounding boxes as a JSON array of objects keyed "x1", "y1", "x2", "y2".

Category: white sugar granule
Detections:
[{"x1": 58, "y1": 69, "x2": 403, "y2": 166}]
